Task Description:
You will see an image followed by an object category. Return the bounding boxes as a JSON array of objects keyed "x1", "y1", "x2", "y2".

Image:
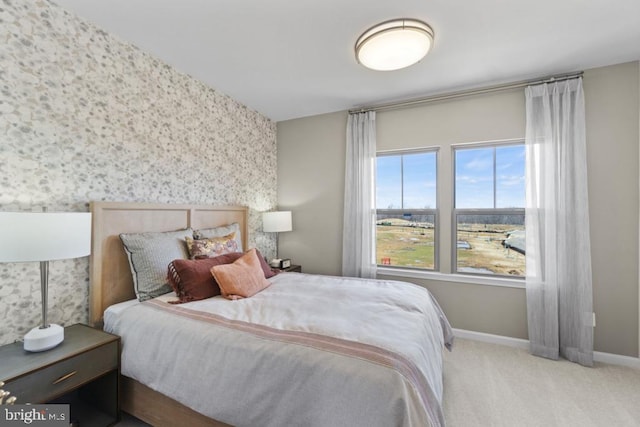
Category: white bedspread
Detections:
[{"x1": 104, "y1": 272, "x2": 453, "y2": 427}]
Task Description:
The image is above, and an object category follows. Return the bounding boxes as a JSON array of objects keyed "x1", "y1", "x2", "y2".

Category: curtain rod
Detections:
[{"x1": 348, "y1": 71, "x2": 584, "y2": 114}]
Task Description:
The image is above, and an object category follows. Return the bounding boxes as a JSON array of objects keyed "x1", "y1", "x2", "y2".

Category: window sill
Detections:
[{"x1": 376, "y1": 267, "x2": 525, "y2": 289}]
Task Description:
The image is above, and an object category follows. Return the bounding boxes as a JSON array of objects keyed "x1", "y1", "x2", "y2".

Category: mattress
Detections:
[{"x1": 104, "y1": 272, "x2": 453, "y2": 427}]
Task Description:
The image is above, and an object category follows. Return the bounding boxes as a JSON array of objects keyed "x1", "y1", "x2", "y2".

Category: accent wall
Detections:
[{"x1": 0, "y1": 0, "x2": 277, "y2": 345}]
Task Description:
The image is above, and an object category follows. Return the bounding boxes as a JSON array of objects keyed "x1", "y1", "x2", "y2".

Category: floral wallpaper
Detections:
[{"x1": 0, "y1": 0, "x2": 277, "y2": 345}]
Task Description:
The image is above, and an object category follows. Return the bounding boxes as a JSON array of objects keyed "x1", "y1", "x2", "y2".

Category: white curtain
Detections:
[
  {"x1": 525, "y1": 77, "x2": 594, "y2": 366},
  {"x1": 342, "y1": 111, "x2": 377, "y2": 278}
]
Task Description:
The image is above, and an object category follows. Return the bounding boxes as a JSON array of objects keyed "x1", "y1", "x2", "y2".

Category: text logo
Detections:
[{"x1": 0, "y1": 405, "x2": 69, "y2": 427}]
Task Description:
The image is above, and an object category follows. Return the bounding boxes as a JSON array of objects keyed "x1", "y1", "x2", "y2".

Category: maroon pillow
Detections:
[
  {"x1": 254, "y1": 248, "x2": 278, "y2": 279},
  {"x1": 167, "y1": 249, "x2": 277, "y2": 304}
]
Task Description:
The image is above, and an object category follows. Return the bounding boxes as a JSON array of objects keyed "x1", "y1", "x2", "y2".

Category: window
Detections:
[
  {"x1": 454, "y1": 143, "x2": 525, "y2": 277},
  {"x1": 375, "y1": 150, "x2": 437, "y2": 270}
]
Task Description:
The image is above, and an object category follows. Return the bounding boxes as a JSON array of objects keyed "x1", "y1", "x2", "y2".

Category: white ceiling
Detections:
[{"x1": 54, "y1": 0, "x2": 640, "y2": 122}]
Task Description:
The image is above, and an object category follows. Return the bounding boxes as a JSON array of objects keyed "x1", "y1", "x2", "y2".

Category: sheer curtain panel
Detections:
[
  {"x1": 342, "y1": 111, "x2": 377, "y2": 278},
  {"x1": 525, "y1": 77, "x2": 594, "y2": 367}
]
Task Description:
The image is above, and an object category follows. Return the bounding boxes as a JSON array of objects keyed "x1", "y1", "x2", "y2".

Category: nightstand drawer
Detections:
[{"x1": 7, "y1": 340, "x2": 118, "y2": 404}]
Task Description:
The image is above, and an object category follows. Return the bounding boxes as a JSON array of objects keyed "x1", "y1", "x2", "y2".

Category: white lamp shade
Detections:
[
  {"x1": 356, "y1": 19, "x2": 434, "y2": 71},
  {"x1": 0, "y1": 212, "x2": 92, "y2": 262},
  {"x1": 262, "y1": 211, "x2": 292, "y2": 233}
]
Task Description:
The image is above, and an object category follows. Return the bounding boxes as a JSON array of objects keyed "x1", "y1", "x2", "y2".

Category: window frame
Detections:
[
  {"x1": 375, "y1": 148, "x2": 439, "y2": 271},
  {"x1": 452, "y1": 140, "x2": 526, "y2": 278}
]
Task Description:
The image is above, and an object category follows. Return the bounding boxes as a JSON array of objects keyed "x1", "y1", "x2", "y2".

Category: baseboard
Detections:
[
  {"x1": 452, "y1": 328, "x2": 640, "y2": 369},
  {"x1": 593, "y1": 350, "x2": 640, "y2": 369},
  {"x1": 452, "y1": 328, "x2": 529, "y2": 350}
]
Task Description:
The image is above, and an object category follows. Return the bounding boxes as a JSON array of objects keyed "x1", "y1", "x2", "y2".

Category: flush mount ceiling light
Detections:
[{"x1": 355, "y1": 18, "x2": 434, "y2": 71}]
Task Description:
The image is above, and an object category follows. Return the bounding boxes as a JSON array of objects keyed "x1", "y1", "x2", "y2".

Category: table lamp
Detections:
[
  {"x1": 262, "y1": 211, "x2": 292, "y2": 260},
  {"x1": 0, "y1": 211, "x2": 92, "y2": 352}
]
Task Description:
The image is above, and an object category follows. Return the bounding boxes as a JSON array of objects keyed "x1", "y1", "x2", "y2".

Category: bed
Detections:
[{"x1": 89, "y1": 201, "x2": 453, "y2": 427}]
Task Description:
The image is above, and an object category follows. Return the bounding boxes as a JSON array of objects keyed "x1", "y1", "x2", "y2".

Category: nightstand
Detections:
[
  {"x1": 0, "y1": 324, "x2": 120, "y2": 427},
  {"x1": 276, "y1": 264, "x2": 302, "y2": 273}
]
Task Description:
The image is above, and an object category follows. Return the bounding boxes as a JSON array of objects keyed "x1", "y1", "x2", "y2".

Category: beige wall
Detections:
[
  {"x1": 276, "y1": 111, "x2": 348, "y2": 276},
  {"x1": 277, "y1": 61, "x2": 640, "y2": 357},
  {"x1": 584, "y1": 63, "x2": 639, "y2": 357}
]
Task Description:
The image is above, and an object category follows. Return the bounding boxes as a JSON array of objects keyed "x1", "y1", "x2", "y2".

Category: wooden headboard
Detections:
[{"x1": 89, "y1": 201, "x2": 248, "y2": 327}]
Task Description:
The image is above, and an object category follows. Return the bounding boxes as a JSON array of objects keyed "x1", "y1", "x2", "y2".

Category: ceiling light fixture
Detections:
[{"x1": 355, "y1": 19, "x2": 434, "y2": 71}]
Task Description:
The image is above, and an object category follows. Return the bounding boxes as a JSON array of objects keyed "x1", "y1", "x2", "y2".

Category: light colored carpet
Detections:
[{"x1": 443, "y1": 338, "x2": 640, "y2": 427}]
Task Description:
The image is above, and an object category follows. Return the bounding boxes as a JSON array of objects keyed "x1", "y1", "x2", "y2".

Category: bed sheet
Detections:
[{"x1": 104, "y1": 272, "x2": 453, "y2": 427}]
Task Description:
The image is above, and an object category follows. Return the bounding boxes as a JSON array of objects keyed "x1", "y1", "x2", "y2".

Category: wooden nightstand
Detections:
[
  {"x1": 276, "y1": 264, "x2": 301, "y2": 272},
  {"x1": 0, "y1": 323, "x2": 120, "y2": 426}
]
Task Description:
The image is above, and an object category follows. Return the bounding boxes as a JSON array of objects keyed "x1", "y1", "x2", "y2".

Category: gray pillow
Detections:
[
  {"x1": 193, "y1": 223, "x2": 243, "y2": 252},
  {"x1": 120, "y1": 228, "x2": 193, "y2": 301}
]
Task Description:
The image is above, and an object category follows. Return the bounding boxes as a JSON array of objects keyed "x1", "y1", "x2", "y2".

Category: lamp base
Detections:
[{"x1": 23, "y1": 324, "x2": 64, "y2": 352}]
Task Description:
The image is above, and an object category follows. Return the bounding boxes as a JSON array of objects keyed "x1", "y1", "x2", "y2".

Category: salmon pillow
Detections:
[{"x1": 210, "y1": 248, "x2": 271, "y2": 300}]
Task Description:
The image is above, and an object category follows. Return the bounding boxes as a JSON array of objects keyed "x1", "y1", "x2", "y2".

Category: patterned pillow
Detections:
[
  {"x1": 186, "y1": 232, "x2": 239, "y2": 259},
  {"x1": 210, "y1": 249, "x2": 271, "y2": 300},
  {"x1": 120, "y1": 228, "x2": 192, "y2": 301},
  {"x1": 193, "y1": 223, "x2": 243, "y2": 252}
]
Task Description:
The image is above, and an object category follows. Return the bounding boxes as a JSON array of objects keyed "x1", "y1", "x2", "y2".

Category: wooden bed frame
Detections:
[{"x1": 89, "y1": 201, "x2": 247, "y2": 427}]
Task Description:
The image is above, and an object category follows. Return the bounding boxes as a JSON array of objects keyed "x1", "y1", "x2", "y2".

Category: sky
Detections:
[
  {"x1": 376, "y1": 152, "x2": 437, "y2": 209},
  {"x1": 376, "y1": 145, "x2": 525, "y2": 210},
  {"x1": 455, "y1": 145, "x2": 525, "y2": 208}
]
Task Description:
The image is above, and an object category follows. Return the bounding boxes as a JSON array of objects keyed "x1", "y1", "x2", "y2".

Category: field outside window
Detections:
[
  {"x1": 456, "y1": 212, "x2": 525, "y2": 276},
  {"x1": 376, "y1": 211, "x2": 436, "y2": 269},
  {"x1": 454, "y1": 143, "x2": 525, "y2": 277},
  {"x1": 376, "y1": 150, "x2": 437, "y2": 270}
]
